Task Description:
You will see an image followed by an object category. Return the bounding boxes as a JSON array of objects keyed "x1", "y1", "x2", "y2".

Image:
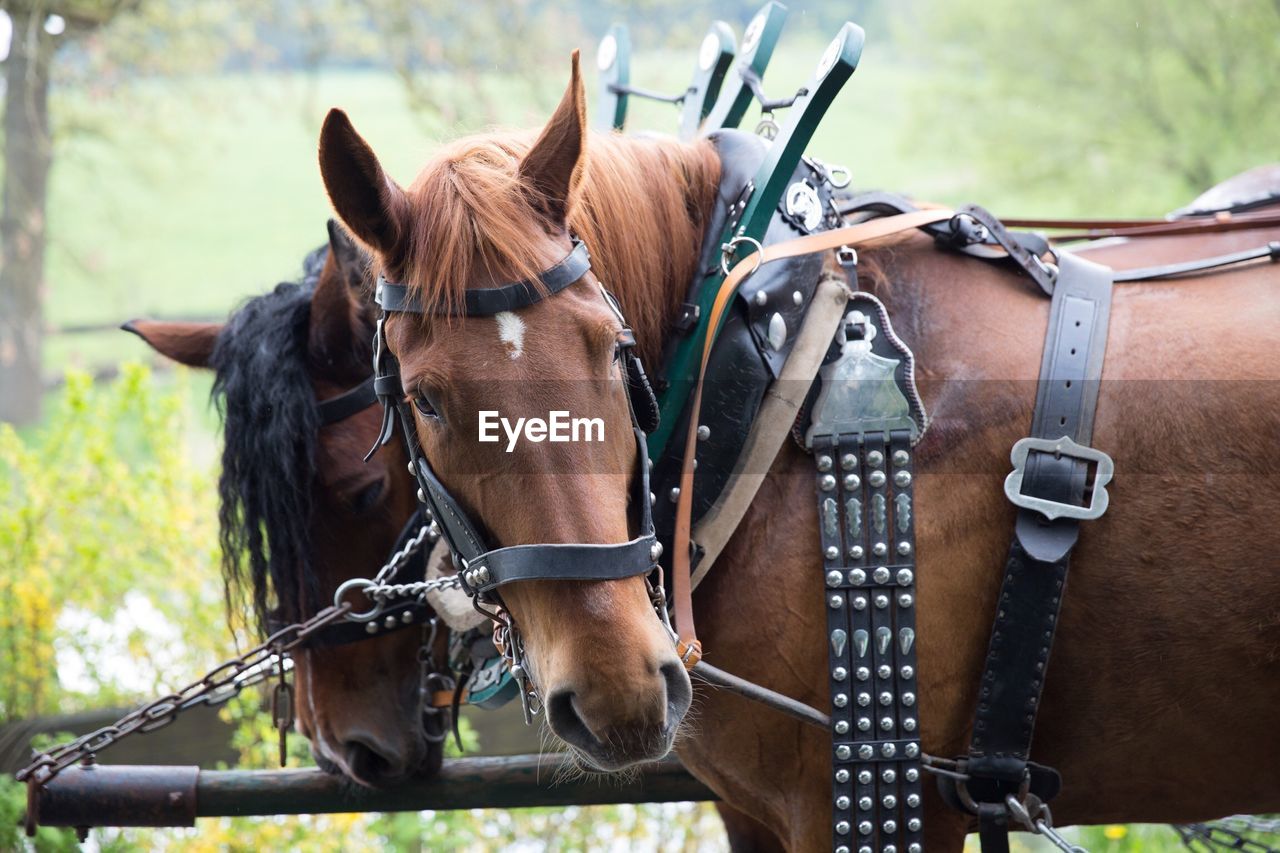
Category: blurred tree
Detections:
[{"x1": 902, "y1": 0, "x2": 1280, "y2": 214}]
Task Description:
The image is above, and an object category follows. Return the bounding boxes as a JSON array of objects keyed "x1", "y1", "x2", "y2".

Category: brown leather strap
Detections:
[
  {"x1": 1002, "y1": 209, "x2": 1280, "y2": 241},
  {"x1": 670, "y1": 209, "x2": 954, "y2": 669}
]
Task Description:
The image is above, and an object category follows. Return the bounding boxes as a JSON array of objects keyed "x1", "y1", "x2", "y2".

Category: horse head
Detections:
[{"x1": 126, "y1": 223, "x2": 440, "y2": 787}]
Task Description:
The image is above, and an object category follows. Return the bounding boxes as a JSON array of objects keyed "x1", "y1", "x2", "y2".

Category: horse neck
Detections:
[{"x1": 574, "y1": 135, "x2": 721, "y2": 367}]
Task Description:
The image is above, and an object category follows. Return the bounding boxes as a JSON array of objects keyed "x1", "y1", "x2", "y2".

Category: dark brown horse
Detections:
[
  {"x1": 318, "y1": 53, "x2": 1280, "y2": 850},
  {"x1": 125, "y1": 224, "x2": 439, "y2": 787}
]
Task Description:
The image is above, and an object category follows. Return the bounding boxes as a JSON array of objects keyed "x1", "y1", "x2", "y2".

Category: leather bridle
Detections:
[{"x1": 367, "y1": 237, "x2": 672, "y2": 721}]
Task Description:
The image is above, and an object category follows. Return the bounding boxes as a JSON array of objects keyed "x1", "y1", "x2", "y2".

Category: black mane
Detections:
[{"x1": 211, "y1": 245, "x2": 328, "y2": 633}]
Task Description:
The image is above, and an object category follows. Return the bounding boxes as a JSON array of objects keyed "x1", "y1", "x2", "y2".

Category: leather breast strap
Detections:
[
  {"x1": 670, "y1": 209, "x2": 954, "y2": 669},
  {"x1": 956, "y1": 253, "x2": 1115, "y2": 852}
]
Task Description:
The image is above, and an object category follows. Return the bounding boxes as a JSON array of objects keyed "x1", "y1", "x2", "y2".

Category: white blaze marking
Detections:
[{"x1": 495, "y1": 311, "x2": 525, "y2": 360}]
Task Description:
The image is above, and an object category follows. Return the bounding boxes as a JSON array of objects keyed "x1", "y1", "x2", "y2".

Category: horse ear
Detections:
[
  {"x1": 326, "y1": 218, "x2": 369, "y2": 292},
  {"x1": 519, "y1": 50, "x2": 587, "y2": 224},
  {"x1": 318, "y1": 109, "x2": 410, "y2": 259},
  {"x1": 122, "y1": 319, "x2": 222, "y2": 369}
]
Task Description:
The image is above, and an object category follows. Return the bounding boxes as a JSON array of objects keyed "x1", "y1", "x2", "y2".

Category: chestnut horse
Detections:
[
  {"x1": 318, "y1": 53, "x2": 1280, "y2": 850},
  {"x1": 125, "y1": 224, "x2": 440, "y2": 787}
]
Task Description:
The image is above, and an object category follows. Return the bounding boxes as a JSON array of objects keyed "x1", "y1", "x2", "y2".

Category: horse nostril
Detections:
[
  {"x1": 343, "y1": 736, "x2": 408, "y2": 787},
  {"x1": 546, "y1": 689, "x2": 598, "y2": 751},
  {"x1": 660, "y1": 659, "x2": 692, "y2": 727}
]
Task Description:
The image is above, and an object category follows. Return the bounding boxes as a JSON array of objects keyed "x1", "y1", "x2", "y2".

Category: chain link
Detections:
[{"x1": 1177, "y1": 819, "x2": 1280, "y2": 853}]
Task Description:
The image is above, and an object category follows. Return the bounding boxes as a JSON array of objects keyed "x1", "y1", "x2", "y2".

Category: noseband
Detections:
[{"x1": 368, "y1": 238, "x2": 670, "y2": 721}]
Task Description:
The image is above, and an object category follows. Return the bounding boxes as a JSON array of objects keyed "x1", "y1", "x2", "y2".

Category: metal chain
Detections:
[{"x1": 15, "y1": 602, "x2": 354, "y2": 785}]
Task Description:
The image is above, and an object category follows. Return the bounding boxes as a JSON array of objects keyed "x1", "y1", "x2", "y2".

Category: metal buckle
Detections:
[{"x1": 1003, "y1": 435, "x2": 1114, "y2": 521}]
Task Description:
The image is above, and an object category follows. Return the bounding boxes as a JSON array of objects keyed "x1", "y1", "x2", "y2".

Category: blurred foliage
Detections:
[{"x1": 901, "y1": 0, "x2": 1280, "y2": 214}]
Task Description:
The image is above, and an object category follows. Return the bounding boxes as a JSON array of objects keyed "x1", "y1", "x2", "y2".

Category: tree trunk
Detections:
[{"x1": 0, "y1": 7, "x2": 55, "y2": 425}]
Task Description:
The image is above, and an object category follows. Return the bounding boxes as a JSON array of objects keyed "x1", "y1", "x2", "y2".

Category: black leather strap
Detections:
[
  {"x1": 317, "y1": 376, "x2": 378, "y2": 426},
  {"x1": 1112, "y1": 240, "x2": 1280, "y2": 282},
  {"x1": 961, "y1": 253, "x2": 1114, "y2": 844},
  {"x1": 376, "y1": 240, "x2": 591, "y2": 316}
]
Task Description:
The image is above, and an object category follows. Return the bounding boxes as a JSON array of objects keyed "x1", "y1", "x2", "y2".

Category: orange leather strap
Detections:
[{"x1": 670, "y1": 209, "x2": 954, "y2": 669}]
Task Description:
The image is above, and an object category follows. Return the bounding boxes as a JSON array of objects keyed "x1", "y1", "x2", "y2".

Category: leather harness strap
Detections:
[
  {"x1": 670, "y1": 209, "x2": 954, "y2": 668},
  {"x1": 316, "y1": 375, "x2": 378, "y2": 426},
  {"x1": 1000, "y1": 208, "x2": 1280, "y2": 240}
]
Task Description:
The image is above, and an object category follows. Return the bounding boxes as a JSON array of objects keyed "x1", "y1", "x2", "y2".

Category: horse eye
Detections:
[
  {"x1": 413, "y1": 396, "x2": 439, "y2": 419},
  {"x1": 350, "y1": 479, "x2": 385, "y2": 513}
]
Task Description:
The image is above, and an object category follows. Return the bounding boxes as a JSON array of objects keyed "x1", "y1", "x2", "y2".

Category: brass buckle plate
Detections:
[{"x1": 1003, "y1": 435, "x2": 1114, "y2": 521}]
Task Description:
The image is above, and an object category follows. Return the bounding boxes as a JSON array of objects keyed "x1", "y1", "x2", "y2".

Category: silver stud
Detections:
[
  {"x1": 880, "y1": 716, "x2": 893, "y2": 731},
  {"x1": 649, "y1": 492, "x2": 657, "y2": 506},
  {"x1": 407, "y1": 461, "x2": 416, "y2": 474},
  {"x1": 858, "y1": 796, "x2": 873, "y2": 810},
  {"x1": 834, "y1": 692, "x2": 849, "y2": 708},
  {"x1": 820, "y1": 474, "x2": 837, "y2": 491},
  {"x1": 885, "y1": 846, "x2": 897, "y2": 853},
  {"x1": 857, "y1": 716, "x2": 871, "y2": 731},
  {"x1": 882, "y1": 769, "x2": 896, "y2": 783},
  {"x1": 857, "y1": 770, "x2": 872, "y2": 785},
  {"x1": 848, "y1": 545, "x2": 865, "y2": 559},
  {"x1": 365, "y1": 622, "x2": 378, "y2": 634},
  {"x1": 826, "y1": 567, "x2": 843, "y2": 586},
  {"x1": 903, "y1": 692, "x2": 916, "y2": 706},
  {"x1": 401, "y1": 610, "x2": 413, "y2": 624},
  {"x1": 873, "y1": 542, "x2": 888, "y2": 556},
  {"x1": 907, "y1": 818, "x2": 922, "y2": 832},
  {"x1": 893, "y1": 450, "x2": 910, "y2": 467},
  {"x1": 859, "y1": 744, "x2": 875, "y2": 760},
  {"x1": 860, "y1": 847, "x2": 873, "y2": 853},
  {"x1": 876, "y1": 627, "x2": 892, "y2": 655},
  {"x1": 898, "y1": 593, "x2": 914, "y2": 608},
  {"x1": 826, "y1": 546, "x2": 840, "y2": 561},
  {"x1": 416, "y1": 488, "x2": 426, "y2": 503},
  {"x1": 858, "y1": 821, "x2": 873, "y2": 836},
  {"x1": 883, "y1": 794, "x2": 897, "y2": 809},
  {"x1": 909, "y1": 846, "x2": 923, "y2": 853},
  {"x1": 901, "y1": 665, "x2": 915, "y2": 679},
  {"x1": 831, "y1": 629, "x2": 848, "y2": 657},
  {"x1": 857, "y1": 692, "x2": 871, "y2": 707},
  {"x1": 878, "y1": 664, "x2": 892, "y2": 679},
  {"x1": 867, "y1": 450, "x2": 884, "y2": 467},
  {"x1": 841, "y1": 453, "x2": 858, "y2": 470},
  {"x1": 792, "y1": 290, "x2": 804, "y2": 306},
  {"x1": 836, "y1": 745, "x2": 852, "y2": 760},
  {"x1": 881, "y1": 742, "x2": 896, "y2": 757},
  {"x1": 844, "y1": 473, "x2": 860, "y2": 490},
  {"x1": 384, "y1": 615, "x2": 396, "y2": 630},
  {"x1": 835, "y1": 820, "x2": 851, "y2": 836},
  {"x1": 754, "y1": 290, "x2": 768, "y2": 306},
  {"x1": 852, "y1": 595, "x2": 868, "y2": 611},
  {"x1": 874, "y1": 594, "x2": 889, "y2": 609},
  {"x1": 833, "y1": 666, "x2": 848, "y2": 681},
  {"x1": 829, "y1": 594, "x2": 844, "y2": 609},
  {"x1": 905, "y1": 769, "x2": 919, "y2": 783},
  {"x1": 905, "y1": 742, "x2": 919, "y2": 758},
  {"x1": 897, "y1": 541, "x2": 913, "y2": 556},
  {"x1": 837, "y1": 847, "x2": 851, "y2": 853},
  {"x1": 648, "y1": 540, "x2": 664, "y2": 562},
  {"x1": 849, "y1": 568, "x2": 866, "y2": 585},
  {"x1": 817, "y1": 454, "x2": 833, "y2": 472},
  {"x1": 834, "y1": 720, "x2": 850, "y2": 734},
  {"x1": 899, "y1": 628, "x2": 915, "y2": 655},
  {"x1": 868, "y1": 470, "x2": 886, "y2": 488},
  {"x1": 854, "y1": 629, "x2": 868, "y2": 658},
  {"x1": 836, "y1": 795, "x2": 851, "y2": 810},
  {"x1": 894, "y1": 470, "x2": 912, "y2": 488},
  {"x1": 873, "y1": 566, "x2": 891, "y2": 584},
  {"x1": 836, "y1": 769, "x2": 851, "y2": 783},
  {"x1": 669, "y1": 487, "x2": 681, "y2": 502},
  {"x1": 879, "y1": 691, "x2": 893, "y2": 706},
  {"x1": 907, "y1": 793, "x2": 920, "y2": 807},
  {"x1": 767, "y1": 312, "x2": 787, "y2": 349},
  {"x1": 883, "y1": 820, "x2": 897, "y2": 834},
  {"x1": 897, "y1": 568, "x2": 913, "y2": 585},
  {"x1": 856, "y1": 666, "x2": 870, "y2": 681},
  {"x1": 903, "y1": 718, "x2": 917, "y2": 732}
]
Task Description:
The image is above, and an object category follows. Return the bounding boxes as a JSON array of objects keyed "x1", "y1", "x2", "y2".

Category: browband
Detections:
[{"x1": 376, "y1": 239, "x2": 592, "y2": 317}]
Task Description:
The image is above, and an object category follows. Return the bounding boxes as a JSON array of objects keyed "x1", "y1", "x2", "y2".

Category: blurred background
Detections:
[{"x1": 0, "y1": 0, "x2": 1275, "y2": 849}]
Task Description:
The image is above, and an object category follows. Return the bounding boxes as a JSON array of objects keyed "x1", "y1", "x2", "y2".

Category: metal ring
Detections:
[
  {"x1": 333, "y1": 578, "x2": 382, "y2": 622},
  {"x1": 720, "y1": 236, "x2": 765, "y2": 277}
]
